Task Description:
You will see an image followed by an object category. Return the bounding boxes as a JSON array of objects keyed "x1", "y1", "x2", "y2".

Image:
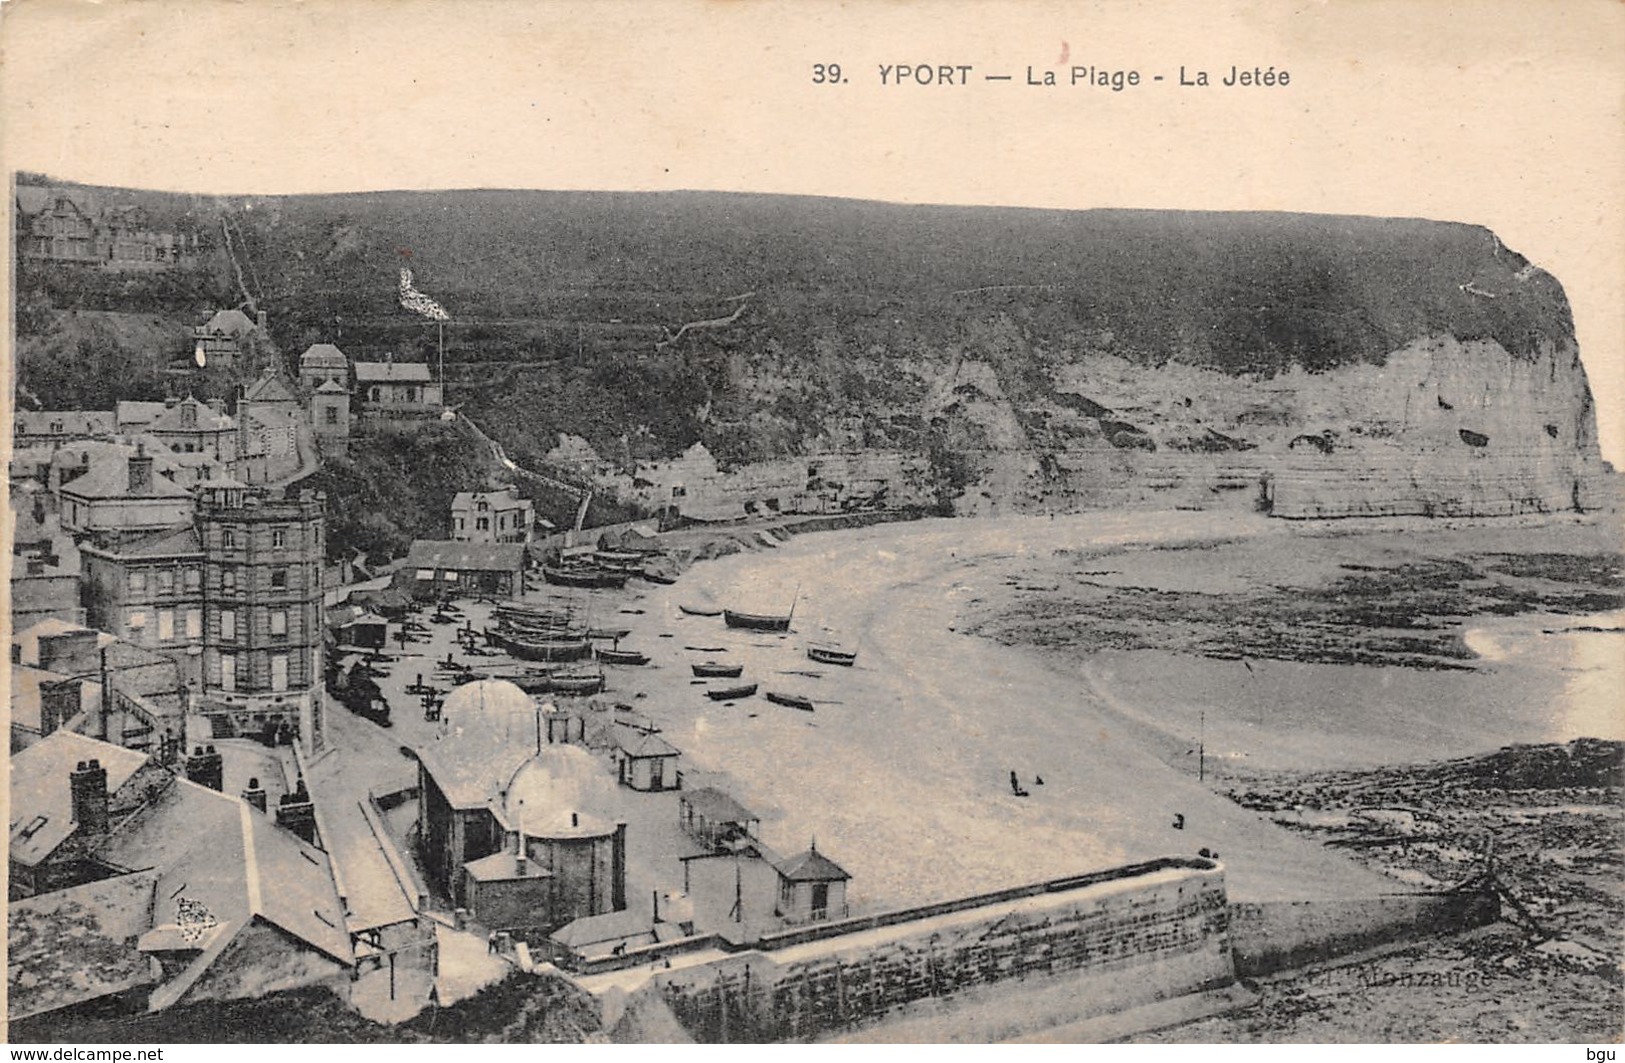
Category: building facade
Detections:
[
  {"x1": 353, "y1": 361, "x2": 442, "y2": 423},
  {"x1": 79, "y1": 526, "x2": 206, "y2": 691},
  {"x1": 451, "y1": 488, "x2": 535, "y2": 545},
  {"x1": 194, "y1": 486, "x2": 327, "y2": 752}
]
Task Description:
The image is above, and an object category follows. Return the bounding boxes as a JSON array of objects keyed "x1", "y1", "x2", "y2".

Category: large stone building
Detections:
[
  {"x1": 142, "y1": 396, "x2": 238, "y2": 464},
  {"x1": 79, "y1": 525, "x2": 206, "y2": 690},
  {"x1": 14, "y1": 188, "x2": 97, "y2": 264},
  {"x1": 192, "y1": 309, "x2": 266, "y2": 373},
  {"x1": 194, "y1": 485, "x2": 328, "y2": 752},
  {"x1": 299, "y1": 343, "x2": 353, "y2": 454},
  {"x1": 14, "y1": 188, "x2": 200, "y2": 271}
]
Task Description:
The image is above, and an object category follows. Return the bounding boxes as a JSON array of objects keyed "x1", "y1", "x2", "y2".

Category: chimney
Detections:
[
  {"x1": 241, "y1": 776, "x2": 268, "y2": 812},
  {"x1": 128, "y1": 443, "x2": 154, "y2": 495},
  {"x1": 39, "y1": 678, "x2": 81, "y2": 736},
  {"x1": 38, "y1": 629, "x2": 99, "y2": 676},
  {"x1": 183, "y1": 744, "x2": 224, "y2": 791},
  {"x1": 275, "y1": 783, "x2": 317, "y2": 843},
  {"x1": 70, "y1": 759, "x2": 110, "y2": 836},
  {"x1": 256, "y1": 309, "x2": 267, "y2": 332}
]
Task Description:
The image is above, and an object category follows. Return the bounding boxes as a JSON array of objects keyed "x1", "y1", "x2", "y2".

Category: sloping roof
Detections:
[
  {"x1": 116, "y1": 401, "x2": 169, "y2": 429},
  {"x1": 59, "y1": 449, "x2": 193, "y2": 501},
  {"x1": 452, "y1": 488, "x2": 524, "y2": 509},
  {"x1": 14, "y1": 410, "x2": 116, "y2": 437},
  {"x1": 462, "y1": 849, "x2": 553, "y2": 884},
  {"x1": 99, "y1": 778, "x2": 354, "y2": 980},
  {"x1": 680, "y1": 787, "x2": 756, "y2": 824},
  {"x1": 549, "y1": 907, "x2": 655, "y2": 949},
  {"x1": 405, "y1": 540, "x2": 526, "y2": 573},
  {"x1": 354, "y1": 361, "x2": 432, "y2": 383},
  {"x1": 415, "y1": 680, "x2": 540, "y2": 809},
  {"x1": 147, "y1": 397, "x2": 233, "y2": 433},
  {"x1": 7, "y1": 871, "x2": 161, "y2": 1022},
  {"x1": 242, "y1": 370, "x2": 302, "y2": 405},
  {"x1": 199, "y1": 309, "x2": 255, "y2": 336},
  {"x1": 299, "y1": 343, "x2": 348, "y2": 368},
  {"x1": 618, "y1": 732, "x2": 680, "y2": 759},
  {"x1": 9, "y1": 732, "x2": 151, "y2": 869},
  {"x1": 776, "y1": 847, "x2": 851, "y2": 882},
  {"x1": 97, "y1": 524, "x2": 203, "y2": 559},
  {"x1": 314, "y1": 379, "x2": 348, "y2": 394}
]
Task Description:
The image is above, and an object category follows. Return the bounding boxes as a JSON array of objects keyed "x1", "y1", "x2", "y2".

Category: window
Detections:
[
  {"x1": 222, "y1": 528, "x2": 236, "y2": 549},
  {"x1": 157, "y1": 569, "x2": 175, "y2": 595},
  {"x1": 405, "y1": 387, "x2": 418, "y2": 404},
  {"x1": 128, "y1": 571, "x2": 147, "y2": 594},
  {"x1": 324, "y1": 406, "x2": 338, "y2": 425},
  {"x1": 220, "y1": 609, "x2": 236, "y2": 640},
  {"x1": 498, "y1": 515, "x2": 507, "y2": 530},
  {"x1": 454, "y1": 517, "x2": 464, "y2": 532},
  {"x1": 220, "y1": 653, "x2": 236, "y2": 692},
  {"x1": 222, "y1": 567, "x2": 237, "y2": 592},
  {"x1": 270, "y1": 654, "x2": 289, "y2": 693},
  {"x1": 50, "y1": 421, "x2": 63, "y2": 434},
  {"x1": 272, "y1": 528, "x2": 287, "y2": 549},
  {"x1": 127, "y1": 610, "x2": 148, "y2": 636},
  {"x1": 158, "y1": 609, "x2": 175, "y2": 641},
  {"x1": 476, "y1": 517, "x2": 490, "y2": 531},
  {"x1": 672, "y1": 485, "x2": 687, "y2": 498},
  {"x1": 811, "y1": 882, "x2": 830, "y2": 921},
  {"x1": 271, "y1": 567, "x2": 288, "y2": 590},
  {"x1": 184, "y1": 567, "x2": 201, "y2": 593},
  {"x1": 185, "y1": 608, "x2": 202, "y2": 639},
  {"x1": 270, "y1": 609, "x2": 288, "y2": 638}
]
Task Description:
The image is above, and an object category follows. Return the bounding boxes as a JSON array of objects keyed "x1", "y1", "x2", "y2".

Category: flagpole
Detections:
[{"x1": 437, "y1": 319, "x2": 445, "y2": 396}]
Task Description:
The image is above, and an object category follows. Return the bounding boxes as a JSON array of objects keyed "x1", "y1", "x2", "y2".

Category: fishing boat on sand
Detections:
[
  {"x1": 765, "y1": 691, "x2": 815, "y2": 712},
  {"x1": 723, "y1": 586, "x2": 799, "y2": 632},
  {"x1": 543, "y1": 565, "x2": 630, "y2": 590},
  {"x1": 806, "y1": 641, "x2": 858, "y2": 667},
  {"x1": 706, "y1": 682, "x2": 758, "y2": 701},
  {"x1": 691, "y1": 661, "x2": 744, "y2": 678},
  {"x1": 486, "y1": 628, "x2": 594, "y2": 662},
  {"x1": 679, "y1": 604, "x2": 723, "y2": 617},
  {"x1": 596, "y1": 648, "x2": 650, "y2": 666},
  {"x1": 549, "y1": 670, "x2": 606, "y2": 696}
]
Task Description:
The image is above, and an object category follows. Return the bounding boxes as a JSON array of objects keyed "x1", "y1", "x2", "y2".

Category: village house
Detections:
[
  {"x1": 58, "y1": 442, "x2": 195, "y2": 538},
  {"x1": 6, "y1": 733, "x2": 353, "y2": 1030},
  {"x1": 114, "y1": 401, "x2": 169, "y2": 435},
  {"x1": 14, "y1": 187, "x2": 98, "y2": 263},
  {"x1": 451, "y1": 487, "x2": 535, "y2": 545},
  {"x1": 12, "y1": 619, "x2": 190, "y2": 763},
  {"x1": 353, "y1": 359, "x2": 442, "y2": 423},
  {"x1": 613, "y1": 730, "x2": 682, "y2": 792},
  {"x1": 13, "y1": 410, "x2": 116, "y2": 448},
  {"x1": 143, "y1": 396, "x2": 237, "y2": 464},
  {"x1": 774, "y1": 844, "x2": 851, "y2": 924},
  {"x1": 192, "y1": 309, "x2": 267, "y2": 372},
  {"x1": 97, "y1": 204, "x2": 199, "y2": 270}
]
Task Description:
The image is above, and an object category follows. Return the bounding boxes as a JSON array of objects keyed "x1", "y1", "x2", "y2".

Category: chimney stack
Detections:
[
  {"x1": 256, "y1": 309, "x2": 268, "y2": 331},
  {"x1": 241, "y1": 776, "x2": 268, "y2": 812},
  {"x1": 128, "y1": 443, "x2": 154, "y2": 495},
  {"x1": 39, "y1": 678, "x2": 81, "y2": 737},
  {"x1": 183, "y1": 744, "x2": 224, "y2": 791},
  {"x1": 70, "y1": 759, "x2": 110, "y2": 836},
  {"x1": 275, "y1": 783, "x2": 317, "y2": 843}
]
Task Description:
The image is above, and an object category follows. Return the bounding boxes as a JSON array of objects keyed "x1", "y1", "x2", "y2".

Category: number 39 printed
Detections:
[{"x1": 812, "y1": 63, "x2": 845, "y2": 84}]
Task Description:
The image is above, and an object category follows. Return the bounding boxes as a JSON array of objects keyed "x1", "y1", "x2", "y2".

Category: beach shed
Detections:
[
  {"x1": 401, "y1": 540, "x2": 526, "y2": 600},
  {"x1": 615, "y1": 731, "x2": 681, "y2": 792},
  {"x1": 775, "y1": 843, "x2": 851, "y2": 925},
  {"x1": 338, "y1": 612, "x2": 389, "y2": 651},
  {"x1": 678, "y1": 787, "x2": 758, "y2": 851}
]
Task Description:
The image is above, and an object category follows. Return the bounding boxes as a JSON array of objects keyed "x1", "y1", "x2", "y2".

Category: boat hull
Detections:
[
  {"x1": 487, "y1": 629, "x2": 594, "y2": 662},
  {"x1": 766, "y1": 691, "x2": 815, "y2": 712},
  {"x1": 723, "y1": 609, "x2": 792, "y2": 632},
  {"x1": 706, "y1": 683, "x2": 758, "y2": 701},
  {"x1": 807, "y1": 644, "x2": 858, "y2": 666},
  {"x1": 691, "y1": 662, "x2": 744, "y2": 678}
]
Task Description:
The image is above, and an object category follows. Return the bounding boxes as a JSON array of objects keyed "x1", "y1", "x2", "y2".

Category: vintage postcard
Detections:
[{"x1": 2, "y1": 0, "x2": 1621, "y2": 1047}]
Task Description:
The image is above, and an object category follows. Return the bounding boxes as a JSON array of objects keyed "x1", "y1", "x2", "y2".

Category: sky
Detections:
[{"x1": 3, "y1": 0, "x2": 1621, "y2": 463}]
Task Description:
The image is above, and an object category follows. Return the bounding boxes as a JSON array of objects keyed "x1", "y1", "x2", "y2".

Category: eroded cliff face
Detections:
[{"x1": 912, "y1": 333, "x2": 1606, "y2": 519}]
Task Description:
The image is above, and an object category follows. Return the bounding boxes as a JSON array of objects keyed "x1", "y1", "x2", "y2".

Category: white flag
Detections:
[{"x1": 399, "y1": 267, "x2": 450, "y2": 322}]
